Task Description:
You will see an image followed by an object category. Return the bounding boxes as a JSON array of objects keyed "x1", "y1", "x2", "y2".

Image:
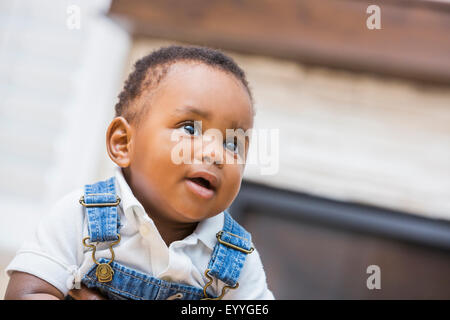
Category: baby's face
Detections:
[{"x1": 125, "y1": 62, "x2": 253, "y2": 223}]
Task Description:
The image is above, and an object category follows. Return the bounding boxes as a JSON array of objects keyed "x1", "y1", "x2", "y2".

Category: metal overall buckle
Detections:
[
  {"x1": 79, "y1": 194, "x2": 121, "y2": 207},
  {"x1": 216, "y1": 231, "x2": 254, "y2": 254},
  {"x1": 82, "y1": 235, "x2": 121, "y2": 283},
  {"x1": 201, "y1": 269, "x2": 239, "y2": 300}
]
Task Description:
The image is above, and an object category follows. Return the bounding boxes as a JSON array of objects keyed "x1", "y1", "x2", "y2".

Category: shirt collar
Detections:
[
  {"x1": 113, "y1": 165, "x2": 223, "y2": 251},
  {"x1": 114, "y1": 166, "x2": 145, "y2": 217},
  {"x1": 193, "y1": 211, "x2": 224, "y2": 251}
]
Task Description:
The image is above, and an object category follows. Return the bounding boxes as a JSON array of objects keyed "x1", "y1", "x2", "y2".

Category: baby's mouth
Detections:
[
  {"x1": 187, "y1": 177, "x2": 214, "y2": 190},
  {"x1": 184, "y1": 176, "x2": 217, "y2": 200}
]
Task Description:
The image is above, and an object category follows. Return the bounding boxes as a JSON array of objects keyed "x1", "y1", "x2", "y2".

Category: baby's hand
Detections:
[{"x1": 68, "y1": 284, "x2": 106, "y2": 300}]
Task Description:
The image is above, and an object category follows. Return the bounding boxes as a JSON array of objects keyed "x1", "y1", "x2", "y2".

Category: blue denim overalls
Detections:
[{"x1": 75, "y1": 177, "x2": 254, "y2": 300}]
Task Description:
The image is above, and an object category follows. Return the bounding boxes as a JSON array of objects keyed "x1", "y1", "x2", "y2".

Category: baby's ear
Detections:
[{"x1": 106, "y1": 117, "x2": 133, "y2": 167}]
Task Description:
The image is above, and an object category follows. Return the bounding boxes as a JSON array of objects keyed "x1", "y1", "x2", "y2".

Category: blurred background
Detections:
[{"x1": 1, "y1": 0, "x2": 449, "y2": 299}]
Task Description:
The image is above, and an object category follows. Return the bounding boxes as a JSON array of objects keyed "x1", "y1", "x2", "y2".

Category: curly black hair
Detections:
[{"x1": 114, "y1": 45, "x2": 254, "y2": 125}]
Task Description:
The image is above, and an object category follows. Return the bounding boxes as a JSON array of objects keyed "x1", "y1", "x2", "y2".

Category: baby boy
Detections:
[{"x1": 5, "y1": 45, "x2": 274, "y2": 300}]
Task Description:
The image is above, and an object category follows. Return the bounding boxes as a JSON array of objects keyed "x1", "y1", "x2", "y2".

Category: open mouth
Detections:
[
  {"x1": 185, "y1": 177, "x2": 216, "y2": 200},
  {"x1": 187, "y1": 177, "x2": 214, "y2": 190}
]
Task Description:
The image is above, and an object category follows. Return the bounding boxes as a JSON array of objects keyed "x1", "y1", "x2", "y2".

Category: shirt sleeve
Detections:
[
  {"x1": 223, "y1": 247, "x2": 275, "y2": 300},
  {"x1": 5, "y1": 188, "x2": 85, "y2": 296}
]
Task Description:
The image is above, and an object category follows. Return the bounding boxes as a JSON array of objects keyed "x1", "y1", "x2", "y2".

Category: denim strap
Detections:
[
  {"x1": 83, "y1": 177, "x2": 120, "y2": 242},
  {"x1": 206, "y1": 211, "x2": 253, "y2": 287}
]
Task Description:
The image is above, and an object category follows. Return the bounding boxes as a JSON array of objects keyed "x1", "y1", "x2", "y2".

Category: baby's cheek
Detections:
[{"x1": 222, "y1": 167, "x2": 243, "y2": 200}]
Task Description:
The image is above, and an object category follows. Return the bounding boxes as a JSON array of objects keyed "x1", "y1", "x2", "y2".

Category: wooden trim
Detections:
[{"x1": 108, "y1": 0, "x2": 450, "y2": 85}]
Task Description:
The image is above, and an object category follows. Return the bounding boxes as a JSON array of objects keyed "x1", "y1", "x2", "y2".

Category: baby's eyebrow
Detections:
[
  {"x1": 174, "y1": 106, "x2": 211, "y2": 119},
  {"x1": 175, "y1": 105, "x2": 249, "y2": 131},
  {"x1": 231, "y1": 120, "x2": 250, "y2": 132}
]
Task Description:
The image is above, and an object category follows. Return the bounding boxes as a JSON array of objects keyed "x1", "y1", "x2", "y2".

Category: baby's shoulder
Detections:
[
  {"x1": 43, "y1": 187, "x2": 86, "y2": 224},
  {"x1": 53, "y1": 187, "x2": 84, "y2": 210}
]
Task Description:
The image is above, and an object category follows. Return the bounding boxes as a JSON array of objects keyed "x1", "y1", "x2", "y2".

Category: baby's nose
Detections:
[
  {"x1": 197, "y1": 134, "x2": 224, "y2": 166},
  {"x1": 202, "y1": 153, "x2": 220, "y2": 166}
]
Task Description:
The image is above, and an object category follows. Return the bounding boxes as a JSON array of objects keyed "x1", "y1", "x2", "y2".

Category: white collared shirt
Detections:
[{"x1": 6, "y1": 167, "x2": 274, "y2": 299}]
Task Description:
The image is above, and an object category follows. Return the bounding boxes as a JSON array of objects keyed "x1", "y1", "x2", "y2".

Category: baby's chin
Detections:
[
  {"x1": 172, "y1": 204, "x2": 220, "y2": 223},
  {"x1": 167, "y1": 198, "x2": 223, "y2": 224}
]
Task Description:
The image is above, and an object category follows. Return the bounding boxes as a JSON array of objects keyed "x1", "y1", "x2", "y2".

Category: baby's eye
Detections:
[
  {"x1": 224, "y1": 139, "x2": 241, "y2": 155},
  {"x1": 180, "y1": 121, "x2": 201, "y2": 136}
]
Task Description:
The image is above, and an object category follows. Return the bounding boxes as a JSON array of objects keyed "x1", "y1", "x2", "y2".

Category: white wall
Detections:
[{"x1": 0, "y1": 0, "x2": 130, "y2": 293}]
